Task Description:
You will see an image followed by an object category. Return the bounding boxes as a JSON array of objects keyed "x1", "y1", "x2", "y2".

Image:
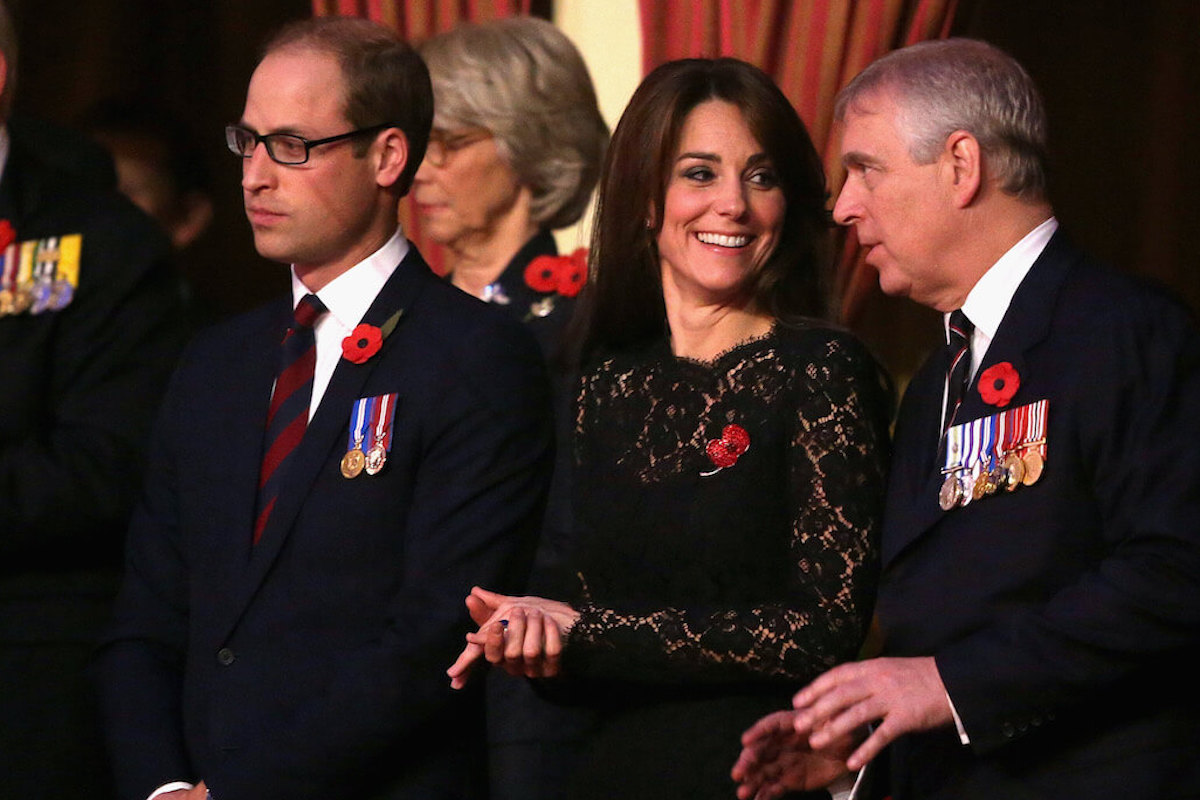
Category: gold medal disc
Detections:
[
  {"x1": 1002, "y1": 452, "x2": 1025, "y2": 490},
  {"x1": 939, "y1": 474, "x2": 963, "y2": 511},
  {"x1": 12, "y1": 286, "x2": 32, "y2": 314},
  {"x1": 1021, "y1": 449, "x2": 1044, "y2": 486},
  {"x1": 972, "y1": 470, "x2": 990, "y2": 501},
  {"x1": 340, "y1": 448, "x2": 365, "y2": 479},
  {"x1": 364, "y1": 443, "x2": 388, "y2": 476},
  {"x1": 0, "y1": 289, "x2": 13, "y2": 315}
]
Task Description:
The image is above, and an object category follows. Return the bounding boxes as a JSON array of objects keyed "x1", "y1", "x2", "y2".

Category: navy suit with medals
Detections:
[
  {"x1": 97, "y1": 245, "x2": 553, "y2": 800},
  {"x1": 0, "y1": 130, "x2": 182, "y2": 798},
  {"x1": 875, "y1": 230, "x2": 1200, "y2": 799}
]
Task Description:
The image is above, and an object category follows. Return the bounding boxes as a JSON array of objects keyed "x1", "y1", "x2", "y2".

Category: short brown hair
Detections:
[
  {"x1": 573, "y1": 58, "x2": 830, "y2": 362},
  {"x1": 262, "y1": 16, "x2": 432, "y2": 196}
]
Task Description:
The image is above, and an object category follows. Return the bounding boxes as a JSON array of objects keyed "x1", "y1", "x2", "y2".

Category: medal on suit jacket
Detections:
[
  {"x1": 940, "y1": 400, "x2": 1050, "y2": 511},
  {"x1": 1018, "y1": 399, "x2": 1048, "y2": 486},
  {"x1": 364, "y1": 392, "x2": 397, "y2": 476},
  {"x1": 9, "y1": 234, "x2": 82, "y2": 315},
  {"x1": 341, "y1": 396, "x2": 370, "y2": 479},
  {"x1": 0, "y1": 241, "x2": 18, "y2": 315}
]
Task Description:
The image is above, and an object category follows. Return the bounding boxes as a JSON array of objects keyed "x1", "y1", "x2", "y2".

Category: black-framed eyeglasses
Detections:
[
  {"x1": 423, "y1": 127, "x2": 493, "y2": 168},
  {"x1": 225, "y1": 122, "x2": 395, "y2": 165}
]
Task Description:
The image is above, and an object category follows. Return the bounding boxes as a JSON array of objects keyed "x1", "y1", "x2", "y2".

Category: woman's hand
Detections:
[{"x1": 446, "y1": 586, "x2": 580, "y2": 689}]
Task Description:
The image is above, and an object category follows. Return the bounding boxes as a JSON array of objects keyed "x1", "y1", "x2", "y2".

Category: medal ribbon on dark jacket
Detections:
[{"x1": 254, "y1": 293, "x2": 327, "y2": 544}]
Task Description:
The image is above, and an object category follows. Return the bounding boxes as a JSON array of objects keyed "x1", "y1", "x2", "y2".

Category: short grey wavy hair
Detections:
[
  {"x1": 420, "y1": 16, "x2": 609, "y2": 230},
  {"x1": 835, "y1": 38, "x2": 1048, "y2": 200}
]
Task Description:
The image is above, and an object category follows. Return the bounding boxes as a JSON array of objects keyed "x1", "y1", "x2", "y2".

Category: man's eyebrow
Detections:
[{"x1": 842, "y1": 150, "x2": 880, "y2": 170}]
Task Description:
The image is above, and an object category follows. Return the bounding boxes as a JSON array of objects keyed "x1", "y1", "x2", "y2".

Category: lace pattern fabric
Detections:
[{"x1": 564, "y1": 323, "x2": 890, "y2": 686}]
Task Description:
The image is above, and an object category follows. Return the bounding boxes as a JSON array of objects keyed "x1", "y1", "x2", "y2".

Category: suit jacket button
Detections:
[
  {"x1": 1000, "y1": 722, "x2": 1015, "y2": 738},
  {"x1": 216, "y1": 647, "x2": 236, "y2": 666}
]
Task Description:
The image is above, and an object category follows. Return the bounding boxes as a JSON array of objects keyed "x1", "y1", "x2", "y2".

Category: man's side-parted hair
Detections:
[
  {"x1": 262, "y1": 16, "x2": 433, "y2": 196},
  {"x1": 420, "y1": 16, "x2": 609, "y2": 230},
  {"x1": 835, "y1": 38, "x2": 1048, "y2": 200},
  {"x1": 570, "y1": 57, "x2": 829, "y2": 364}
]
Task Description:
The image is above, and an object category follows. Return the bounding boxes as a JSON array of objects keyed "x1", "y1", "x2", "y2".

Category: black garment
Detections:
[
  {"x1": 558, "y1": 323, "x2": 890, "y2": 800},
  {"x1": 467, "y1": 229, "x2": 576, "y2": 361},
  {"x1": 877, "y1": 231, "x2": 1200, "y2": 799},
  {"x1": 0, "y1": 129, "x2": 183, "y2": 798},
  {"x1": 483, "y1": 229, "x2": 595, "y2": 800}
]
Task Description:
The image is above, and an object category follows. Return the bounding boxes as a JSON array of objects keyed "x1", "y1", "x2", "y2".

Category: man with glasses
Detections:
[{"x1": 98, "y1": 16, "x2": 552, "y2": 800}]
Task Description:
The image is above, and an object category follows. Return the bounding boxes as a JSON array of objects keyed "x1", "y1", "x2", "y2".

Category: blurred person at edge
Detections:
[
  {"x1": 448, "y1": 57, "x2": 892, "y2": 800},
  {"x1": 414, "y1": 16, "x2": 607, "y2": 360},
  {"x1": 0, "y1": 2, "x2": 184, "y2": 799}
]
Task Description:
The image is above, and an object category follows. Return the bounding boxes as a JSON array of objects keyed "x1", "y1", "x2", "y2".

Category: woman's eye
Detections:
[
  {"x1": 682, "y1": 166, "x2": 715, "y2": 182},
  {"x1": 748, "y1": 169, "x2": 779, "y2": 188}
]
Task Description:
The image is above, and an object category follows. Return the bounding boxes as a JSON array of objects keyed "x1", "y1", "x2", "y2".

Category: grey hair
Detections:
[
  {"x1": 420, "y1": 16, "x2": 609, "y2": 229},
  {"x1": 835, "y1": 38, "x2": 1048, "y2": 199}
]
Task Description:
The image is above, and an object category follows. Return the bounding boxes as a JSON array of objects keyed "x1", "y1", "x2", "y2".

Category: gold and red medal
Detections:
[{"x1": 341, "y1": 393, "x2": 397, "y2": 479}]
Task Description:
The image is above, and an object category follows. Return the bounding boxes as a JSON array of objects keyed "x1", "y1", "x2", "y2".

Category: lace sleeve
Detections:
[{"x1": 563, "y1": 334, "x2": 890, "y2": 686}]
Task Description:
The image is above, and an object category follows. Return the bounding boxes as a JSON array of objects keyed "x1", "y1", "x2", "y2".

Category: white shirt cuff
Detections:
[
  {"x1": 947, "y1": 691, "x2": 970, "y2": 745},
  {"x1": 148, "y1": 781, "x2": 193, "y2": 800}
]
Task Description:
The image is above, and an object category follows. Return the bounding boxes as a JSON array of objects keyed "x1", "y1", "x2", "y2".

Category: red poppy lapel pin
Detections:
[
  {"x1": 341, "y1": 308, "x2": 404, "y2": 365},
  {"x1": 524, "y1": 248, "x2": 587, "y2": 299},
  {"x1": 701, "y1": 423, "x2": 751, "y2": 476},
  {"x1": 978, "y1": 361, "x2": 1020, "y2": 407}
]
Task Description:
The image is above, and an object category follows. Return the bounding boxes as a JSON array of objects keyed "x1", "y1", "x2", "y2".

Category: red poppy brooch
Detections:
[
  {"x1": 0, "y1": 219, "x2": 16, "y2": 249},
  {"x1": 978, "y1": 361, "x2": 1020, "y2": 407},
  {"x1": 702, "y1": 423, "x2": 751, "y2": 475},
  {"x1": 341, "y1": 309, "x2": 404, "y2": 365},
  {"x1": 524, "y1": 248, "x2": 587, "y2": 299}
]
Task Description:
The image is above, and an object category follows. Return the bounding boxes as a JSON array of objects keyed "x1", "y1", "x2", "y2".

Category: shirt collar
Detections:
[
  {"x1": 949, "y1": 216, "x2": 1058, "y2": 343},
  {"x1": 290, "y1": 226, "x2": 409, "y2": 328}
]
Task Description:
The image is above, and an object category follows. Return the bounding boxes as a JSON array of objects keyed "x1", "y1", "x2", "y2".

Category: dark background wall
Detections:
[{"x1": 7, "y1": 0, "x2": 1198, "y2": 386}]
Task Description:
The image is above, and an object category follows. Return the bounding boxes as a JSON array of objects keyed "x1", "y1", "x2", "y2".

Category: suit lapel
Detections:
[
  {"x1": 215, "y1": 248, "x2": 431, "y2": 642},
  {"x1": 883, "y1": 230, "x2": 1081, "y2": 567}
]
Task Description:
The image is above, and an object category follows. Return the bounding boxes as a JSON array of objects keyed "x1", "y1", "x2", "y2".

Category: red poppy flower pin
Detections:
[
  {"x1": 0, "y1": 219, "x2": 16, "y2": 250},
  {"x1": 702, "y1": 423, "x2": 751, "y2": 475},
  {"x1": 341, "y1": 309, "x2": 404, "y2": 365},
  {"x1": 524, "y1": 248, "x2": 588, "y2": 298},
  {"x1": 977, "y1": 361, "x2": 1020, "y2": 407}
]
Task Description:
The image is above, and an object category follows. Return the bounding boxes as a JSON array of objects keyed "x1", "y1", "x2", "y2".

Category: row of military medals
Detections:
[
  {"x1": 940, "y1": 399, "x2": 1048, "y2": 511},
  {"x1": 0, "y1": 235, "x2": 82, "y2": 316},
  {"x1": 340, "y1": 393, "x2": 397, "y2": 479}
]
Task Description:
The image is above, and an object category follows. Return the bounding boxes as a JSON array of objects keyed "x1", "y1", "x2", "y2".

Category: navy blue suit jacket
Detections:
[
  {"x1": 876, "y1": 231, "x2": 1200, "y2": 798},
  {"x1": 97, "y1": 247, "x2": 553, "y2": 800}
]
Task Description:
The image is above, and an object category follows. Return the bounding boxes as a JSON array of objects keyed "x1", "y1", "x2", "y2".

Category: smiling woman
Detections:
[{"x1": 450, "y1": 58, "x2": 893, "y2": 800}]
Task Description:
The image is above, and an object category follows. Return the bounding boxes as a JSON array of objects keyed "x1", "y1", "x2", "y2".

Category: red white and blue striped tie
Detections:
[{"x1": 254, "y1": 293, "x2": 326, "y2": 544}]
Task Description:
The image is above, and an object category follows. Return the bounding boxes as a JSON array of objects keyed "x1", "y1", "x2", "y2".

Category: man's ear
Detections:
[
  {"x1": 944, "y1": 130, "x2": 982, "y2": 208},
  {"x1": 374, "y1": 127, "x2": 408, "y2": 189}
]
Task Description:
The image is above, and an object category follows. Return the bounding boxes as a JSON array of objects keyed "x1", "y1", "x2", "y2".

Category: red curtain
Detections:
[
  {"x1": 311, "y1": 0, "x2": 537, "y2": 273},
  {"x1": 638, "y1": 0, "x2": 961, "y2": 324}
]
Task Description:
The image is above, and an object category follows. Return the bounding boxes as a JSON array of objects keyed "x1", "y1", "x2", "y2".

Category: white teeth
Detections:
[{"x1": 697, "y1": 232, "x2": 749, "y2": 248}]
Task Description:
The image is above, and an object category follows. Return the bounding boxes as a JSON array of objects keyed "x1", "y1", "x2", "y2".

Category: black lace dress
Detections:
[{"x1": 556, "y1": 322, "x2": 891, "y2": 800}]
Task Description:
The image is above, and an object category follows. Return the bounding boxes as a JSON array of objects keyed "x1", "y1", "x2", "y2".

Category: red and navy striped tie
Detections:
[
  {"x1": 942, "y1": 309, "x2": 974, "y2": 433},
  {"x1": 254, "y1": 293, "x2": 327, "y2": 544}
]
